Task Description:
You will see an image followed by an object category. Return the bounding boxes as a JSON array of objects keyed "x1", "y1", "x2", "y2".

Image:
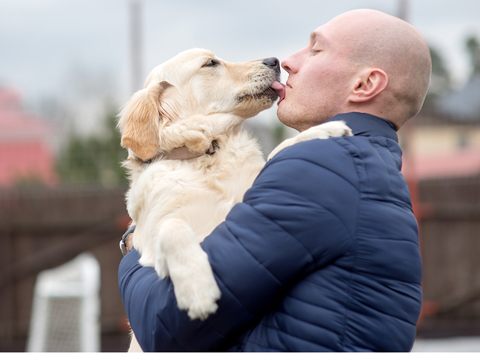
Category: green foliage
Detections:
[
  {"x1": 424, "y1": 46, "x2": 452, "y2": 110},
  {"x1": 466, "y1": 35, "x2": 480, "y2": 77},
  {"x1": 273, "y1": 121, "x2": 287, "y2": 145},
  {"x1": 13, "y1": 173, "x2": 47, "y2": 188},
  {"x1": 56, "y1": 108, "x2": 128, "y2": 186}
]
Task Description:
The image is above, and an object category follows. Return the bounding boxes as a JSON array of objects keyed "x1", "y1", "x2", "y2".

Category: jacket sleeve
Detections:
[{"x1": 118, "y1": 138, "x2": 359, "y2": 352}]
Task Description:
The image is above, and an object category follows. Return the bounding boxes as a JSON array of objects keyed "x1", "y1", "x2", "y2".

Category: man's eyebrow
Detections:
[{"x1": 309, "y1": 31, "x2": 326, "y2": 45}]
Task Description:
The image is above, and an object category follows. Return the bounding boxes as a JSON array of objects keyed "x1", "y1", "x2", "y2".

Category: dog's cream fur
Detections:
[{"x1": 118, "y1": 48, "x2": 352, "y2": 352}]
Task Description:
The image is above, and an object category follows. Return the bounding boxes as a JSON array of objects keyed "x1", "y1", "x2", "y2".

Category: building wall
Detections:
[
  {"x1": 399, "y1": 125, "x2": 480, "y2": 156},
  {"x1": 0, "y1": 88, "x2": 57, "y2": 187}
]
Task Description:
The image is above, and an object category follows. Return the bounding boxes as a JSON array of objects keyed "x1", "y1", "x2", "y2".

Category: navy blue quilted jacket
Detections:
[{"x1": 118, "y1": 112, "x2": 423, "y2": 352}]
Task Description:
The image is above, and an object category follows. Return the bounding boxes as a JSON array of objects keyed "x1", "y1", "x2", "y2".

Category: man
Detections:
[{"x1": 118, "y1": 9, "x2": 431, "y2": 351}]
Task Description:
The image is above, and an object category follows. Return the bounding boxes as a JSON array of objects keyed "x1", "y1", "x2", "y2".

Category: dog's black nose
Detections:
[{"x1": 262, "y1": 57, "x2": 280, "y2": 71}]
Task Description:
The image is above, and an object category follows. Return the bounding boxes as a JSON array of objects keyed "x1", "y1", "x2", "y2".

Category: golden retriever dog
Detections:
[{"x1": 117, "y1": 48, "x2": 352, "y2": 352}]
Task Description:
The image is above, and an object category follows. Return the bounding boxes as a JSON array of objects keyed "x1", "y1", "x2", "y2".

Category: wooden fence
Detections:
[
  {"x1": 417, "y1": 175, "x2": 480, "y2": 337},
  {"x1": 0, "y1": 186, "x2": 131, "y2": 351}
]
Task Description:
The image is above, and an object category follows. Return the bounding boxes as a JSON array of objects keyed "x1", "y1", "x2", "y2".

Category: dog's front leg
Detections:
[
  {"x1": 161, "y1": 114, "x2": 243, "y2": 153},
  {"x1": 155, "y1": 218, "x2": 221, "y2": 320},
  {"x1": 267, "y1": 120, "x2": 353, "y2": 161}
]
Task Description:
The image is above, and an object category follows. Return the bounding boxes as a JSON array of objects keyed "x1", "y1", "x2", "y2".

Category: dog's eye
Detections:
[{"x1": 203, "y1": 59, "x2": 219, "y2": 67}]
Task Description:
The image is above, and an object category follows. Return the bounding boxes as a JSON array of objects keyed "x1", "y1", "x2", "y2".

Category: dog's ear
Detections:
[{"x1": 118, "y1": 81, "x2": 173, "y2": 160}]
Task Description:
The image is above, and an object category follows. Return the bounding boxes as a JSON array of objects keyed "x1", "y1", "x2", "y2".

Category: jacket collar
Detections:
[{"x1": 325, "y1": 112, "x2": 398, "y2": 143}]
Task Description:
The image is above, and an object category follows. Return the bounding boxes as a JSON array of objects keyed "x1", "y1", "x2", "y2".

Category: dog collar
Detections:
[{"x1": 142, "y1": 140, "x2": 219, "y2": 164}]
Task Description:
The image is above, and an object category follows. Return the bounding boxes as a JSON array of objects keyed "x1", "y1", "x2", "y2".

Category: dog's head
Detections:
[{"x1": 117, "y1": 48, "x2": 281, "y2": 161}]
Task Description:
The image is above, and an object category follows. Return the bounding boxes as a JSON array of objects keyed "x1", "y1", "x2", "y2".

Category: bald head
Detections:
[
  {"x1": 279, "y1": 9, "x2": 432, "y2": 131},
  {"x1": 326, "y1": 9, "x2": 432, "y2": 127}
]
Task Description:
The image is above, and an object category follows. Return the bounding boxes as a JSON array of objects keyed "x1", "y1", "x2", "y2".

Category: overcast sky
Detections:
[{"x1": 1, "y1": 0, "x2": 479, "y2": 110}]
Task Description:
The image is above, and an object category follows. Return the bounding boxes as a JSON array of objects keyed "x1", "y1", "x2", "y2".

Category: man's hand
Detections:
[
  {"x1": 124, "y1": 232, "x2": 134, "y2": 253},
  {"x1": 120, "y1": 221, "x2": 136, "y2": 256}
]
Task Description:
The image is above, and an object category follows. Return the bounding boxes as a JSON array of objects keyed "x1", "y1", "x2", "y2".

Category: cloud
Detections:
[{"x1": 1, "y1": 0, "x2": 479, "y2": 108}]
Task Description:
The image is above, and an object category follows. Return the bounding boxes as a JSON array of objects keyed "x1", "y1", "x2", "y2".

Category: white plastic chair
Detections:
[{"x1": 26, "y1": 252, "x2": 101, "y2": 352}]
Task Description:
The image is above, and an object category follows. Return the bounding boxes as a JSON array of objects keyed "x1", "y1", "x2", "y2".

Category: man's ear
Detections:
[
  {"x1": 117, "y1": 81, "x2": 173, "y2": 160},
  {"x1": 348, "y1": 68, "x2": 388, "y2": 103}
]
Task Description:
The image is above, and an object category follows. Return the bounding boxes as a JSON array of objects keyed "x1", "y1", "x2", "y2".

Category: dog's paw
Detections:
[
  {"x1": 182, "y1": 280, "x2": 221, "y2": 320},
  {"x1": 296, "y1": 120, "x2": 353, "y2": 142},
  {"x1": 267, "y1": 121, "x2": 353, "y2": 161},
  {"x1": 182, "y1": 130, "x2": 212, "y2": 153},
  {"x1": 170, "y1": 251, "x2": 221, "y2": 320}
]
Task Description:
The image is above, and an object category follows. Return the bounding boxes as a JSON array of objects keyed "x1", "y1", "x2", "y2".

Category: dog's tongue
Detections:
[{"x1": 270, "y1": 81, "x2": 286, "y2": 104}]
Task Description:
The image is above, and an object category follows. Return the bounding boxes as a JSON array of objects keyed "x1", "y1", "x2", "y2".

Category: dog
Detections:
[{"x1": 117, "y1": 48, "x2": 352, "y2": 351}]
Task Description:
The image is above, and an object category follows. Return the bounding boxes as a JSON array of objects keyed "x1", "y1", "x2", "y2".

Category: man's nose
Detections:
[
  {"x1": 262, "y1": 57, "x2": 280, "y2": 72},
  {"x1": 281, "y1": 59, "x2": 292, "y2": 73},
  {"x1": 282, "y1": 49, "x2": 302, "y2": 74},
  {"x1": 281, "y1": 56, "x2": 294, "y2": 74}
]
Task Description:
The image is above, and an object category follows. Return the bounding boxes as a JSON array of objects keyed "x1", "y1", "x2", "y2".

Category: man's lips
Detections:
[{"x1": 270, "y1": 81, "x2": 286, "y2": 105}]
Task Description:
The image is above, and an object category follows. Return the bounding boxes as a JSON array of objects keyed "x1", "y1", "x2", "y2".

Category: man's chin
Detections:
[
  {"x1": 277, "y1": 107, "x2": 300, "y2": 131},
  {"x1": 278, "y1": 106, "x2": 323, "y2": 132},
  {"x1": 276, "y1": 105, "x2": 288, "y2": 125}
]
